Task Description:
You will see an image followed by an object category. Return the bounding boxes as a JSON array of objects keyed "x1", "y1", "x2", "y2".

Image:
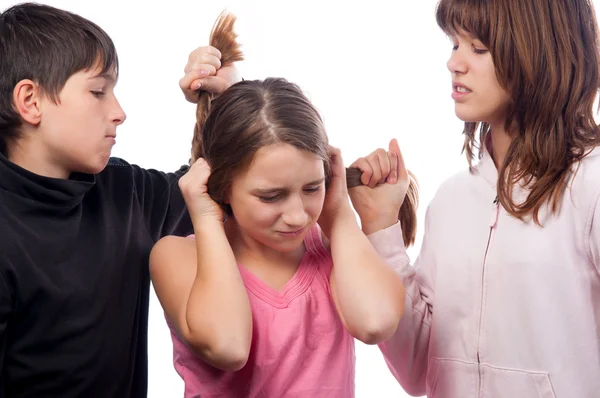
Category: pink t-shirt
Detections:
[{"x1": 167, "y1": 226, "x2": 355, "y2": 397}]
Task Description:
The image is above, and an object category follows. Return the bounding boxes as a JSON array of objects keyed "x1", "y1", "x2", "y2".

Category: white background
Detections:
[{"x1": 3, "y1": 0, "x2": 599, "y2": 396}]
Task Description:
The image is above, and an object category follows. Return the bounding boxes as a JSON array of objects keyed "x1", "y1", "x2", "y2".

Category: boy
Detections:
[{"x1": 0, "y1": 3, "x2": 232, "y2": 397}]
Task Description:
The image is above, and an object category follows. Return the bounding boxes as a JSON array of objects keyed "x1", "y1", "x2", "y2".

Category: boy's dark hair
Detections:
[{"x1": 0, "y1": 3, "x2": 118, "y2": 154}]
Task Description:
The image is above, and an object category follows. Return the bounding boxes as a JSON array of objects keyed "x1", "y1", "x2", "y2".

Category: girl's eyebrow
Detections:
[{"x1": 252, "y1": 178, "x2": 325, "y2": 194}]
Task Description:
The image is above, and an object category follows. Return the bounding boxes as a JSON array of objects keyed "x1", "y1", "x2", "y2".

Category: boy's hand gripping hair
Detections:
[{"x1": 191, "y1": 12, "x2": 244, "y2": 162}]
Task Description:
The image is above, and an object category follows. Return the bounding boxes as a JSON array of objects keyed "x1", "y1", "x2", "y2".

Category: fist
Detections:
[
  {"x1": 348, "y1": 139, "x2": 410, "y2": 234},
  {"x1": 179, "y1": 158, "x2": 223, "y2": 221},
  {"x1": 179, "y1": 46, "x2": 241, "y2": 103}
]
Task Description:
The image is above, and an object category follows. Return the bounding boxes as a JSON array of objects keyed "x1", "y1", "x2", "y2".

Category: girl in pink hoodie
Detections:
[{"x1": 350, "y1": 0, "x2": 600, "y2": 397}]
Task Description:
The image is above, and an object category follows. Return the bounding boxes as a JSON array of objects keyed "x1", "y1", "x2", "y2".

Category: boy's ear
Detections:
[{"x1": 13, "y1": 79, "x2": 43, "y2": 126}]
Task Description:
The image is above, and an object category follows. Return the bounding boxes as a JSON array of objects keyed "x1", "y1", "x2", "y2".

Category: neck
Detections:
[
  {"x1": 488, "y1": 120, "x2": 512, "y2": 170},
  {"x1": 7, "y1": 138, "x2": 70, "y2": 179}
]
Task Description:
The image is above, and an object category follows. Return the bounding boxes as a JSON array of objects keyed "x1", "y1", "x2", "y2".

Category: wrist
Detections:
[
  {"x1": 192, "y1": 215, "x2": 225, "y2": 234},
  {"x1": 320, "y1": 202, "x2": 356, "y2": 238},
  {"x1": 329, "y1": 204, "x2": 359, "y2": 232},
  {"x1": 360, "y1": 214, "x2": 399, "y2": 235}
]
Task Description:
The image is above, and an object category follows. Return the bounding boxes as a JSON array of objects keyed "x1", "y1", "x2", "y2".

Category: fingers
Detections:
[
  {"x1": 179, "y1": 66, "x2": 216, "y2": 91},
  {"x1": 373, "y1": 148, "x2": 391, "y2": 185},
  {"x1": 179, "y1": 158, "x2": 211, "y2": 191},
  {"x1": 328, "y1": 146, "x2": 345, "y2": 177},
  {"x1": 191, "y1": 76, "x2": 231, "y2": 95},
  {"x1": 179, "y1": 75, "x2": 231, "y2": 102},
  {"x1": 349, "y1": 139, "x2": 410, "y2": 187},
  {"x1": 185, "y1": 46, "x2": 222, "y2": 73},
  {"x1": 350, "y1": 148, "x2": 389, "y2": 188},
  {"x1": 349, "y1": 157, "x2": 373, "y2": 186},
  {"x1": 180, "y1": 46, "x2": 225, "y2": 102}
]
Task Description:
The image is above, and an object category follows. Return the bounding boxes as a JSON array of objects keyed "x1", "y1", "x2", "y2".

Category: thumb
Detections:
[
  {"x1": 389, "y1": 138, "x2": 408, "y2": 180},
  {"x1": 190, "y1": 76, "x2": 231, "y2": 96}
]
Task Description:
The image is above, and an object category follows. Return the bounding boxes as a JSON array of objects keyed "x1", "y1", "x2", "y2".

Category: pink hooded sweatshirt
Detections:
[{"x1": 367, "y1": 147, "x2": 600, "y2": 398}]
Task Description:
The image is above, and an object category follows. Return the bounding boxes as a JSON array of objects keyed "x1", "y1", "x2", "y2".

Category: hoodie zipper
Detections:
[{"x1": 477, "y1": 196, "x2": 499, "y2": 396}]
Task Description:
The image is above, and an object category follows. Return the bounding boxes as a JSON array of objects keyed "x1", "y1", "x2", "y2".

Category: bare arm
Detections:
[
  {"x1": 325, "y1": 205, "x2": 405, "y2": 345},
  {"x1": 150, "y1": 218, "x2": 252, "y2": 371},
  {"x1": 150, "y1": 159, "x2": 252, "y2": 371},
  {"x1": 349, "y1": 140, "x2": 434, "y2": 395},
  {"x1": 320, "y1": 147, "x2": 404, "y2": 345}
]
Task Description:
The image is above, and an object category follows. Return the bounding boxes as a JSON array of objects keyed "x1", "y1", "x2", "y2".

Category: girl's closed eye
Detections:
[
  {"x1": 258, "y1": 194, "x2": 281, "y2": 203},
  {"x1": 472, "y1": 45, "x2": 488, "y2": 54},
  {"x1": 450, "y1": 38, "x2": 459, "y2": 51},
  {"x1": 451, "y1": 40, "x2": 487, "y2": 54},
  {"x1": 303, "y1": 186, "x2": 322, "y2": 194}
]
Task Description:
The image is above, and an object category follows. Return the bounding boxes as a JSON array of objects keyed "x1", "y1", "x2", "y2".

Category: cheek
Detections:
[
  {"x1": 252, "y1": 205, "x2": 281, "y2": 226},
  {"x1": 232, "y1": 199, "x2": 280, "y2": 228},
  {"x1": 306, "y1": 191, "x2": 326, "y2": 218},
  {"x1": 485, "y1": 85, "x2": 510, "y2": 116},
  {"x1": 483, "y1": 68, "x2": 505, "y2": 98},
  {"x1": 51, "y1": 104, "x2": 90, "y2": 139}
]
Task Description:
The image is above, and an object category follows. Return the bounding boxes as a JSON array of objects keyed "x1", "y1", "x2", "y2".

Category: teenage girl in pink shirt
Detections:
[{"x1": 148, "y1": 19, "x2": 410, "y2": 395}]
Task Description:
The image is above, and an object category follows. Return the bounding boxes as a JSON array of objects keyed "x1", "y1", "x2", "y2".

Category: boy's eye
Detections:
[{"x1": 91, "y1": 91, "x2": 105, "y2": 98}]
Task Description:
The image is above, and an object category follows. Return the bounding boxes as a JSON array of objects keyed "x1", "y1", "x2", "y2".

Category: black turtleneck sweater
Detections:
[{"x1": 0, "y1": 155, "x2": 192, "y2": 397}]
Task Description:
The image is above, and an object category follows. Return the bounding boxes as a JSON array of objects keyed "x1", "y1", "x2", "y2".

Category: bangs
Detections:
[
  {"x1": 38, "y1": 16, "x2": 119, "y2": 99},
  {"x1": 436, "y1": 0, "x2": 492, "y2": 44},
  {"x1": 80, "y1": 28, "x2": 119, "y2": 78}
]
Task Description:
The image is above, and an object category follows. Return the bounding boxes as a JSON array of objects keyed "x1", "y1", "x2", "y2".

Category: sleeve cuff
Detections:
[{"x1": 367, "y1": 221, "x2": 410, "y2": 270}]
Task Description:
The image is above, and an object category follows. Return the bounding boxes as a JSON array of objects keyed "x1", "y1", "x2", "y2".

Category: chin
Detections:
[
  {"x1": 454, "y1": 104, "x2": 484, "y2": 123},
  {"x1": 76, "y1": 157, "x2": 110, "y2": 175},
  {"x1": 271, "y1": 233, "x2": 309, "y2": 253}
]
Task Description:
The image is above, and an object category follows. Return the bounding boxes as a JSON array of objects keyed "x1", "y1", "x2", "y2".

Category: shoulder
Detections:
[
  {"x1": 571, "y1": 147, "x2": 600, "y2": 188},
  {"x1": 569, "y1": 147, "x2": 600, "y2": 209},
  {"x1": 427, "y1": 167, "x2": 477, "y2": 214},
  {"x1": 151, "y1": 235, "x2": 195, "y2": 257},
  {"x1": 97, "y1": 157, "x2": 135, "y2": 183},
  {"x1": 106, "y1": 157, "x2": 132, "y2": 167},
  {"x1": 101, "y1": 157, "x2": 189, "y2": 185}
]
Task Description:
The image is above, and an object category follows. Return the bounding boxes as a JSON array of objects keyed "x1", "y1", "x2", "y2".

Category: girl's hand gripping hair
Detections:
[
  {"x1": 318, "y1": 146, "x2": 355, "y2": 238},
  {"x1": 179, "y1": 158, "x2": 224, "y2": 223},
  {"x1": 348, "y1": 139, "x2": 412, "y2": 236}
]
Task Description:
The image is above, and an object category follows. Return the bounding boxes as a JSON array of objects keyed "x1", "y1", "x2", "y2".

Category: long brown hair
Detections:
[
  {"x1": 191, "y1": 12, "x2": 244, "y2": 161},
  {"x1": 193, "y1": 12, "x2": 419, "y2": 247},
  {"x1": 437, "y1": 0, "x2": 600, "y2": 224}
]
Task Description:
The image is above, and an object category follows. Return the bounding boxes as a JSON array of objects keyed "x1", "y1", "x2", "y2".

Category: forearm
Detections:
[
  {"x1": 367, "y1": 222, "x2": 433, "y2": 395},
  {"x1": 184, "y1": 218, "x2": 252, "y2": 370},
  {"x1": 329, "y1": 206, "x2": 405, "y2": 344}
]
